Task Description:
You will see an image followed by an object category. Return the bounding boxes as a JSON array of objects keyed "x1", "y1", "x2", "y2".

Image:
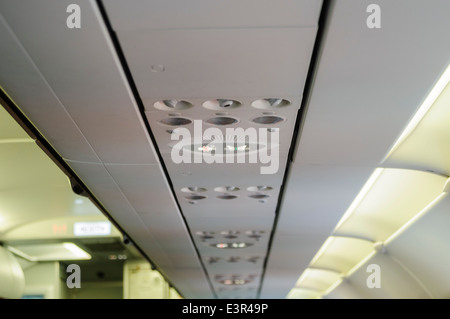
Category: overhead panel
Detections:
[
  {"x1": 263, "y1": 0, "x2": 450, "y2": 298},
  {"x1": 104, "y1": 0, "x2": 321, "y2": 298}
]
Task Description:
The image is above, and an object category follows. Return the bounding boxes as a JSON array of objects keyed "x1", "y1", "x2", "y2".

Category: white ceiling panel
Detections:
[
  {"x1": 104, "y1": 0, "x2": 321, "y2": 31},
  {"x1": 0, "y1": 11, "x2": 100, "y2": 163},
  {"x1": 263, "y1": 0, "x2": 450, "y2": 298},
  {"x1": 0, "y1": 0, "x2": 158, "y2": 165},
  {"x1": 112, "y1": 28, "x2": 317, "y2": 99}
]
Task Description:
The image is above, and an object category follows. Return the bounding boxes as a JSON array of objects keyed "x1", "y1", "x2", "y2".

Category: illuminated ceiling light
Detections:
[
  {"x1": 159, "y1": 117, "x2": 192, "y2": 126},
  {"x1": 384, "y1": 192, "x2": 447, "y2": 246},
  {"x1": 295, "y1": 268, "x2": 343, "y2": 294},
  {"x1": 290, "y1": 64, "x2": 450, "y2": 300},
  {"x1": 308, "y1": 236, "x2": 375, "y2": 274},
  {"x1": 333, "y1": 168, "x2": 384, "y2": 230},
  {"x1": 214, "y1": 243, "x2": 229, "y2": 249},
  {"x1": 287, "y1": 288, "x2": 321, "y2": 299},
  {"x1": 8, "y1": 242, "x2": 91, "y2": 261},
  {"x1": 252, "y1": 115, "x2": 284, "y2": 125},
  {"x1": 221, "y1": 231, "x2": 239, "y2": 239},
  {"x1": 154, "y1": 99, "x2": 193, "y2": 110},
  {"x1": 383, "y1": 68, "x2": 450, "y2": 175},
  {"x1": 74, "y1": 198, "x2": 84, "y2": 205},
  {"x1": 218, "y1": 278, "x2": 251, "y2": 286},
  {"x1": 334, "y1": 169, "x2": 447, "y2": 242},
  {"x1": 198, "y1": 144, "x2": 216, "y2": 153},
  {"x1": 251, "y1": 98, "x2": 290, "y2": 109},
  {"x1": 62, "y1": 243, "x2": 91, "y2": 259},
  {"x1": 387, "y1": 64, "x2": 450, "y2": 156},
  {"x1": 212, "y1": 242, "x2": 252, "y2": 249}
]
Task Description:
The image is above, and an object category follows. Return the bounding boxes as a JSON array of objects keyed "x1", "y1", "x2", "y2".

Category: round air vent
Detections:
[
  {"x1": 185, "y1": 195, "x2": 207, "y2": 201},
  {"x1": 154, "y1": 100, "x2": 193, "y2": 111},
  {"x1": 251, "y1": 98, "x2": 290, "y2": 109},
  {"x1": 249, "y1": 194, "x2": 270, "y2": 199},
  {"x1": 206, "y1": 116, "x2": 239, "y2": 126},
  {"x1": 217, "y1": 195, "x2": 238, "y2": 200},
  {"x1": 181, "y1": 187, "x2": 208, "y2": 193},
  {"x1": 203, "y1": 99, "x2": 241, "y2": 110},
  {"x1": 159, "y1": 117, "x2": 192, "y2": 126},
  {"x1": 251, "y1": 115, "x2": 284, "y2": 125},
  {"x1": 214, "y1": 186, "x2": 240, "y2": 193},
  {"x1": 221, "y1": 231, "x2": 239, "y2": 239}
]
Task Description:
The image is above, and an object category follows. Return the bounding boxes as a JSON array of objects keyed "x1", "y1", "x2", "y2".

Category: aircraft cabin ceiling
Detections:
[{"x1": 1, "y1": 0, "x2": 450, "y2": 299}]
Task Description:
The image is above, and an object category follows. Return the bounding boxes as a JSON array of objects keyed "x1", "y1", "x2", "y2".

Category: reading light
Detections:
[{"x1": 212, "y1": 242, "x2": 251, "y2": 249}]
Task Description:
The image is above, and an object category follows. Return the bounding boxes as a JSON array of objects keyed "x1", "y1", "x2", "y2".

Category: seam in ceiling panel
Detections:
[
  {"x1": 257, "y1": 0, "x2": 331, "y2": 298},
  {"x1": 95, "y1": 0, "x2": 217, "y2": 298},
  {"x1": 101, "y1": 0, "x2": 323, "y2": 298}
]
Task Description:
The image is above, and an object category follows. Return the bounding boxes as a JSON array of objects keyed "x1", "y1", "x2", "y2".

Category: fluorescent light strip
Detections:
[
  {"x1": 63, "y1": 242, "x2": 91, "y2": 259},
  {"x1": 387, "y1": 64, "x2": 450, "y2": 157},
  {"x1": 292, "y1": 64, "x2": 450, "y2": 299},
  {"x1": 333, "y1": 168, "x2": 384, "y2": 230},
  {"x1": 384, "y1": 192, "x2": 447, "y2": 246}
]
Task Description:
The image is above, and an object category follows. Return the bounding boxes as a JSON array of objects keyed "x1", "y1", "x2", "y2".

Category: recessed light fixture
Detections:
[
  {"x1": 217, "y1": 195, "x2": 238, "y2": 200},
  {"x1": 387, "y1": 64, "x2": 450, "y2": 156},
  {"x1": 212, "y1": 242, "x2": 252, "y2": 249},
  {"x1": 249, "y1": 194, "x2": 269, "y2": 199},
  {"x1": 214, "y1": 243, "x2": 229, "y2": 249},
  {"x1": 8, "y1": 242, "x2": 91, "y2": 261},
  {"x1": 252, "y1": 115, "x2": 284, "y2": 125},
  {"x1": 159, "y1": 117, "x2": 192, "y2": 126},
  {"x1": 214, "y1": 186, "x2": 240, "y2": 193},
  {"x1": 154, "y1": 99, "x2": 193, "y2": 110},
  {"x1": 206, "y1": 116, "x2": 239, "y2": 126},
  {"x1": 185, "y1": 195, "x2": 207, "y2": 201},
  {"x1": 219, "y1": 279, "x2": 250, "y2": 286},
  {"x1": 181, "y1": 187, "x2": 207, "y2": 193},
  {"x1": 247, "y1": 186, "x2": 273, "y2": 192}
]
